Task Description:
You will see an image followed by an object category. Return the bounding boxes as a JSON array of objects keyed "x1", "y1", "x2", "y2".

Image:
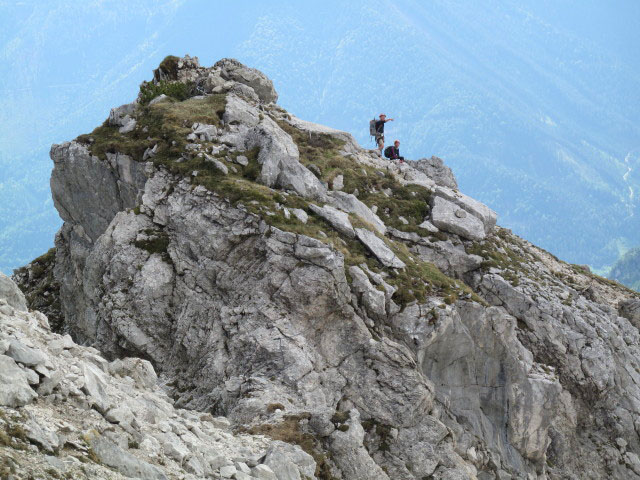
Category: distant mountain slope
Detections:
[{"x1": 609, "y1": 247, "x2": 640, "y2": 291}]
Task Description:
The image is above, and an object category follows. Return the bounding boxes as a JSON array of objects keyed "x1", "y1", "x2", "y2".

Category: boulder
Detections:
[
  {"x1": 349, "y1": 266, "x2": 387, "y2": 321},
  {"x1": 24, "y1": 419, "x2": 60, "y2": 453},
  {"x1": 149, "y1": 94, "x2": 170, "y2": 105},
  {"x1": 214, "y1": 58, "x2": 278, "y2": 104},
  {"x1": 251, "y1": 464, "x2": 278, "y2": 480},
  {"x1": 309, "y1": 204, "x2": 355, "y2": 238},
  {"x1": 433, "y1": 186, "x2": 497, "y2": 233},
  {"x1": 355, "y1": 228, "x2": 405, "y2": 268},
  {"x1": 86, "y1": 431, "x2": 167, "y2": 479},
  {"x1": 119, "y1": 117, "x2": 137, "y2": 134},
  {"x1": 82, "y1": 361, "x2": 111, "y2": 413},
  {"x1": 108, "y1": 357, "x2": 158, "y2": 389},
  {"x1": 234, "y1": 155, "x2": 249, "y2": 167},
  {"x1": 223, "y1": 94, "x2": 261, "y2": 127},
  {"x1": 0, "y1": 354, "x2": 37, "y2": 407},
  {"x1": 108, "y1": 102, "x2": 136, "y2": 127},
  {"x1": 430, "y1": 196, "x2": 486, "y2": 241},
  {"x1": 6, "y1": 339, "x2": 47, "y2": 367},
  {"x1": 329, "y1": 191, "x2": 386, "y2": 234},
  {"x1": 332, "y1": 174, "x2": 344, "y2": 190},
  {"x1": 291, "y1": 208, "x2": 308, "y2": 224},
  {"x1": 263, "y1": 441, "x2": 316, "y2": 480},
  {"x1": 192, "y1": 122, "x2": 218, "y2": 141},
  {"x1": 0, "y1": 273, "x2": 28, "y2": 311},
  {"x1": 244, "y1": 116, "x2": 327, "y2": 200},
  {"x1": 414, "y1": 156, "x2": 458, "y2": 189}
]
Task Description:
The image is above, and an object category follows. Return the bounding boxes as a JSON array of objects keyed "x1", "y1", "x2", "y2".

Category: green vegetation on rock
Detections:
[{"x1": 139, "y1": 80, "x2": 193, "y2": 105}]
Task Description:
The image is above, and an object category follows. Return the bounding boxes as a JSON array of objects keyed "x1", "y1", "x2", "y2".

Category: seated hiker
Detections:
[
  {"x1": 384, "y1": 140, "x2": 405, "y2": 162},
  {"x1": 374, "y1": 113, "x2": 394, "y2": 154}
]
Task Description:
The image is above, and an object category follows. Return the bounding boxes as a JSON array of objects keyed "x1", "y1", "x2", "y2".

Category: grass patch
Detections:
[
  {"x1": 467, "y1": 232, "x2": 528, "y2": 287},
  {"x1": 278, "y1": 118, "x2": 433, "y2": 234},
  {"x1": 242, "y1": 414, "x2": 338, "y2": 480},
  {"x1": 156, "y1": 55, "x2": 180, "y2": 80},
  {"x1": 77, "y1": 94, "x2": 227, "y2": 166},
  {"x1": 139, "y1": 80, "x2": 193, "y2": 105},
  {"x1": 362, "y1": 418, "x2": 393, "y2": 453},
  {"x1": 133, "y1": 229, "x2": 170, "y2": 263}
]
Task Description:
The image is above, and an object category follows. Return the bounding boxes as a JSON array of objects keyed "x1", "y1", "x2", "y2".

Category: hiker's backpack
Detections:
[
  {"x1": 384, "y1": 146, "x2": 394, "y2": 159},
  {"x1": 369, "y1": 118, "x2": 377, "y2": 141}
]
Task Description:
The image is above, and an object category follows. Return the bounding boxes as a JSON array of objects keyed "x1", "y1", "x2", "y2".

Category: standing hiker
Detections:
[
  {"x1": 384, "y1": 140, "x2": 405, "y2": 162},
  {"x1": 372, "y1": 114, "x2": 394, "y2": 154}
]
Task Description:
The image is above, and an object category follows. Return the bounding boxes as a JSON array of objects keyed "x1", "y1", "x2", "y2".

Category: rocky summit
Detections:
[{"x1": 3, "y1": 55, "x2": 640, "y2": 480}]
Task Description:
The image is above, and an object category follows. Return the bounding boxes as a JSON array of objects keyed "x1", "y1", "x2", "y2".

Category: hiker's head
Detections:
[
  {"x1": 394, "y1": 140, "x2": 400, "y2": 147},
  {"x1": 379, "y1": 114, "x2": 386, "y2": 120}
]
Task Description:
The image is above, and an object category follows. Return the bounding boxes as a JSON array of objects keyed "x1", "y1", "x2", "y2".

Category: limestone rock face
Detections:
[
  {"x1": 414, "y1": 156, "x2": 458, "y2": 189},
  {"x1": 0, "y1": 275, "x2": 316, "y2": 479},
  {"x1": 29, "y1": 55, "x2": 640, "y2": 480}
]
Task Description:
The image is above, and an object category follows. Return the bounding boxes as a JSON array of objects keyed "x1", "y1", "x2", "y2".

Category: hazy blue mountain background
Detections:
[
  {"x1": 1, "y1": 0, "x2": 639, "y2": 275},
  {"x1": 609, "y1": 247, "x2": 640, "y2": 291}
]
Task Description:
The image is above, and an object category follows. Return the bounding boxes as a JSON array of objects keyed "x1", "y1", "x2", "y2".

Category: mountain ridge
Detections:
[{"x1": 3, "y1": 55, "x2": 640, "y2": 480}]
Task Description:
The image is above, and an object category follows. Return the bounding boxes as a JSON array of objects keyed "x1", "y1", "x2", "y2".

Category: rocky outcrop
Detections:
[
  {"x1": 0, "y1": 274, "x2": 314, "y2": 479},
  {"x1": 414, "y1": 156, "x2": 458, "y2": 189},
  {"x1": 29, "y1": 55, "x2": 640, "y2": 480}
]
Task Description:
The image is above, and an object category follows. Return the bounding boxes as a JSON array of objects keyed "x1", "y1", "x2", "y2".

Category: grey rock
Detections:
[
  {"x1": 328, "y1": 191, "x2": 386, "y2": 234},
  {"x1": 205, "y1": 155, "x2": 229, "y2": 175},
  {"x1": 219, "y1": 464, "x2": 237, "y2": 477},
  {"x1": 86, "y1": 432, "x2": 167, "y2": 479},
  {"x1": 109, "y1": 357, "x2": 157, "y2": 389},
  {"x1": 349, "y1": 266, "x2": 387, "y2": 321},
  {"x1": 251, "y1": 464, "x2": 277, "y2": 480},
  {"x1": 355, "y1": 228, "x2": 405, "y2": 268},
  {"x1": 413, "y1": 240, "x2": 483, "y2": 278},
  {"x1": 149, "y1": 94, "x2": 169, "y2": 105},
  {"x1": 413, "y1": 156, "x2": 458, "y2": 189},
  {"x1": 223, "y1": 94, "x2": 261, "y2": 127},
  {"x1": 82, "y1": 361, "x2": 111, "y2": 412},
  {"x1": 433, "y1": 186, "x2": 497, "y2": 233},
  {"x1": 192, "y1": 122, "x2": 218, "y2": 141},
  {"x1": 431, "y1": 196, "x2": 486, "y2": 240},
  {"x1": 24, "y1": 419, "x2": 60, "y2": 453},
  {"x1": 51, "y1": 142, "x2": 147, "y2": 241},
  {"x1": 215, "y1": 58, "x2": 278, "y2": 103},
  {"x1": 108, "y1": 102, "x2": 136, "y2": 127},
  {"x1": 244, "y1": 116, "x2": 327, "y2": 200},
  {"x1": 309, "y1": 204, "x2": 355, "y2": 238},
  {"x1": 263, "y1": 441, "x2": 316, "y2": 480},
  {"x1": 0, "y1": 354, "x2": 37, "y2": 406},
  {"x1": 291, "y1": 208, "x2": 308, "y2": 224},
  {"x1": 119, "y1": 117, "x2": 137, "y2": 134},
  {"x1": 418, "y1": 219, "x2": 439, "y2": 233},
  {"x1": 619, "y1": 298, "x2": 640, "y2": 329},
  {"x1": 332, "y1": 174, "x2": 344, "y2": 190},
  {"x1": 235, "y1": 155, "x2": 249, "y2": 167},
  {"x1": 6, "y1": 339, "x2": 47, "y2": 366},
  {"x1": 0, "y1": 272, "x2": 28, "y2": 311}
]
